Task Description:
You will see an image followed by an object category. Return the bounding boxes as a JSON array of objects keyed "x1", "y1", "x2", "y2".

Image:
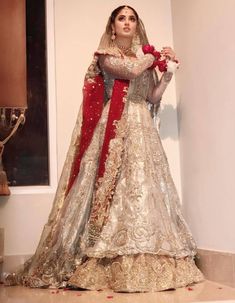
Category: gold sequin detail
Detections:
[{"x1": 69, "y1": 254, "x2": 203, "y2": 292}]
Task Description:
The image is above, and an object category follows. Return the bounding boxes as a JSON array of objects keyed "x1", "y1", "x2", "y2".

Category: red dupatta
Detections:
[
  {"x1": 66, "y1": 74, "x2": 104, "y2": 194},
  {"x1": 66, "y1": 67, "x2": 129, "y2": 195}
]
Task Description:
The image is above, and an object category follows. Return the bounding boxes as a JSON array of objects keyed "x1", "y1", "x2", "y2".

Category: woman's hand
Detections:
[{"x1": 161, "y1": 46, "x2": 176, "y2": 61}]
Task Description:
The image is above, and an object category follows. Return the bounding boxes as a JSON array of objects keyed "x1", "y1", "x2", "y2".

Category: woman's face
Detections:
[{"x1": 112, "y1": 7, "x2": 137, "y2": 40}]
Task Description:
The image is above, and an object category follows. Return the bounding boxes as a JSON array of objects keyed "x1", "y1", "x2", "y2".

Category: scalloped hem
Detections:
[{"x1": 68, "y1": 253, "x2": 204, "y2": 292}]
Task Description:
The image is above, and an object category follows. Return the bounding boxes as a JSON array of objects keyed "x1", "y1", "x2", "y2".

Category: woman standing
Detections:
[{"x1": 6, "y1": 5, "x2": 203, "y2": 292}]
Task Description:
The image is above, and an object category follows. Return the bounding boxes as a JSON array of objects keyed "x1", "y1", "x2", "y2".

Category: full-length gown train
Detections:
[{"x1": 7, "y1": 47, "x2": 203, "y2": 292}]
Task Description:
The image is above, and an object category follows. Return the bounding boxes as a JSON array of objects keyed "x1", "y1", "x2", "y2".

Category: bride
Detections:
[{"x1": 6, "y1": 5, "x2": 203, "y2": 292}]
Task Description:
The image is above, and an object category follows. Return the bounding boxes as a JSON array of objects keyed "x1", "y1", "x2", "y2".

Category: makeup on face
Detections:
[{"x1": 113, "y1": 8, "x2": 137, "y2": 39}]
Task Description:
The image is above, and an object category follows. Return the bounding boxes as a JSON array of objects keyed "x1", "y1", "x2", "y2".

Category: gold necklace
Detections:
[{"x1": 116, "y1": 43, "x2": 134, "y2": 56}]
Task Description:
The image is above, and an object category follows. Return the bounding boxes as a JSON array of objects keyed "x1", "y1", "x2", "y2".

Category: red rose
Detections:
[
  {"x1": 157, "y1": 59, "x2": 167, "y2": 72},
  {"x1": 153, "y1": 50, "x2": 161, "y2": 60},
  {"x1": 142, "y1": 44, "x2": 155, "y2": 54}
]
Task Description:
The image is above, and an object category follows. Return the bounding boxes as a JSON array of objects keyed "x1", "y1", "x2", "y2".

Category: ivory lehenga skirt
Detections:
[{"x1": 6, "y1": 97, "x2": 203, "y2": 292}]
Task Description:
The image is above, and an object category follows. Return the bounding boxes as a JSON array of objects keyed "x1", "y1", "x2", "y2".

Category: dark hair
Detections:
[{"x1": 110, "y1": 5, "x2": 139, "y2": 23}]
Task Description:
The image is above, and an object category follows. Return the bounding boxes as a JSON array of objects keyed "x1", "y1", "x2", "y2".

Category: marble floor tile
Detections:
[{"x1": 0, "y1": 280, "x2": 235, "y2": 303}]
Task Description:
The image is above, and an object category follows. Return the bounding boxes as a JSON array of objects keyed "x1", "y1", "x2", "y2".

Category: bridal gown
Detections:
[{"x1": 7, "y1": 48, "x2": 203, "y2": 292}]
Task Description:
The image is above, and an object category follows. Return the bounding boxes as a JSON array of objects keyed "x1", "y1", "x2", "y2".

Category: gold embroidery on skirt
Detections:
[{"x1": 85, "y1": 101, "x2": 128, "y2": 247}]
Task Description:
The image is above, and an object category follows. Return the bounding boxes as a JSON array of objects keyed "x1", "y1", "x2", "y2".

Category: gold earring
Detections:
[{"x1": 111, "y1": 30, "x2": 116, "y2": 41}]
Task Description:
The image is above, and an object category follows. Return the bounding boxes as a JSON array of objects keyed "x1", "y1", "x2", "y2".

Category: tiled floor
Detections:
[{"x1": 0, "y1": 281, "x2": 235, "y2": 303}]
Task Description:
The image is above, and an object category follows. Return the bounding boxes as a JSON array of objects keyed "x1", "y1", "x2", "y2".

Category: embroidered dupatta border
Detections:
[{"x1": 65, "y1": 54, "x2": 129, "y2": 246}]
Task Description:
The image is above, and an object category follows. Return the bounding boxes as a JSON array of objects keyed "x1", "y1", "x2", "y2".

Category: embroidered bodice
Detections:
[{"x1": 99, "y1": 53, "x2": 155, "y2": 102}]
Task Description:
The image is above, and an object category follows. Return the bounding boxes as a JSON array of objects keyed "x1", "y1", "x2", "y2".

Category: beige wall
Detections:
[
  {"x1": 0, "y1": 195, "x2": 53, "y2": 255},
  {"x1": 0, "y1": 0, "x2": 180, "y2": 257},
  {"x1": 171, "y1": 0, "x2": 235, "y2": 252}
]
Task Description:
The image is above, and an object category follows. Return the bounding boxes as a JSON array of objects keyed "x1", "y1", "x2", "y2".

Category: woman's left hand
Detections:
[{"x1": 161, "y1": 46, "x2": 176, "y2": 61}]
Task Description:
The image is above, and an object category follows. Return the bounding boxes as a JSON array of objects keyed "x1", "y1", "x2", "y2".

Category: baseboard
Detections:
[
  {"x1": 196, "y1": 248, "x2": 235, "y2": 288},
  {"x1": 1, "y1": 254, "x2": 32, "y2": 281}
]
